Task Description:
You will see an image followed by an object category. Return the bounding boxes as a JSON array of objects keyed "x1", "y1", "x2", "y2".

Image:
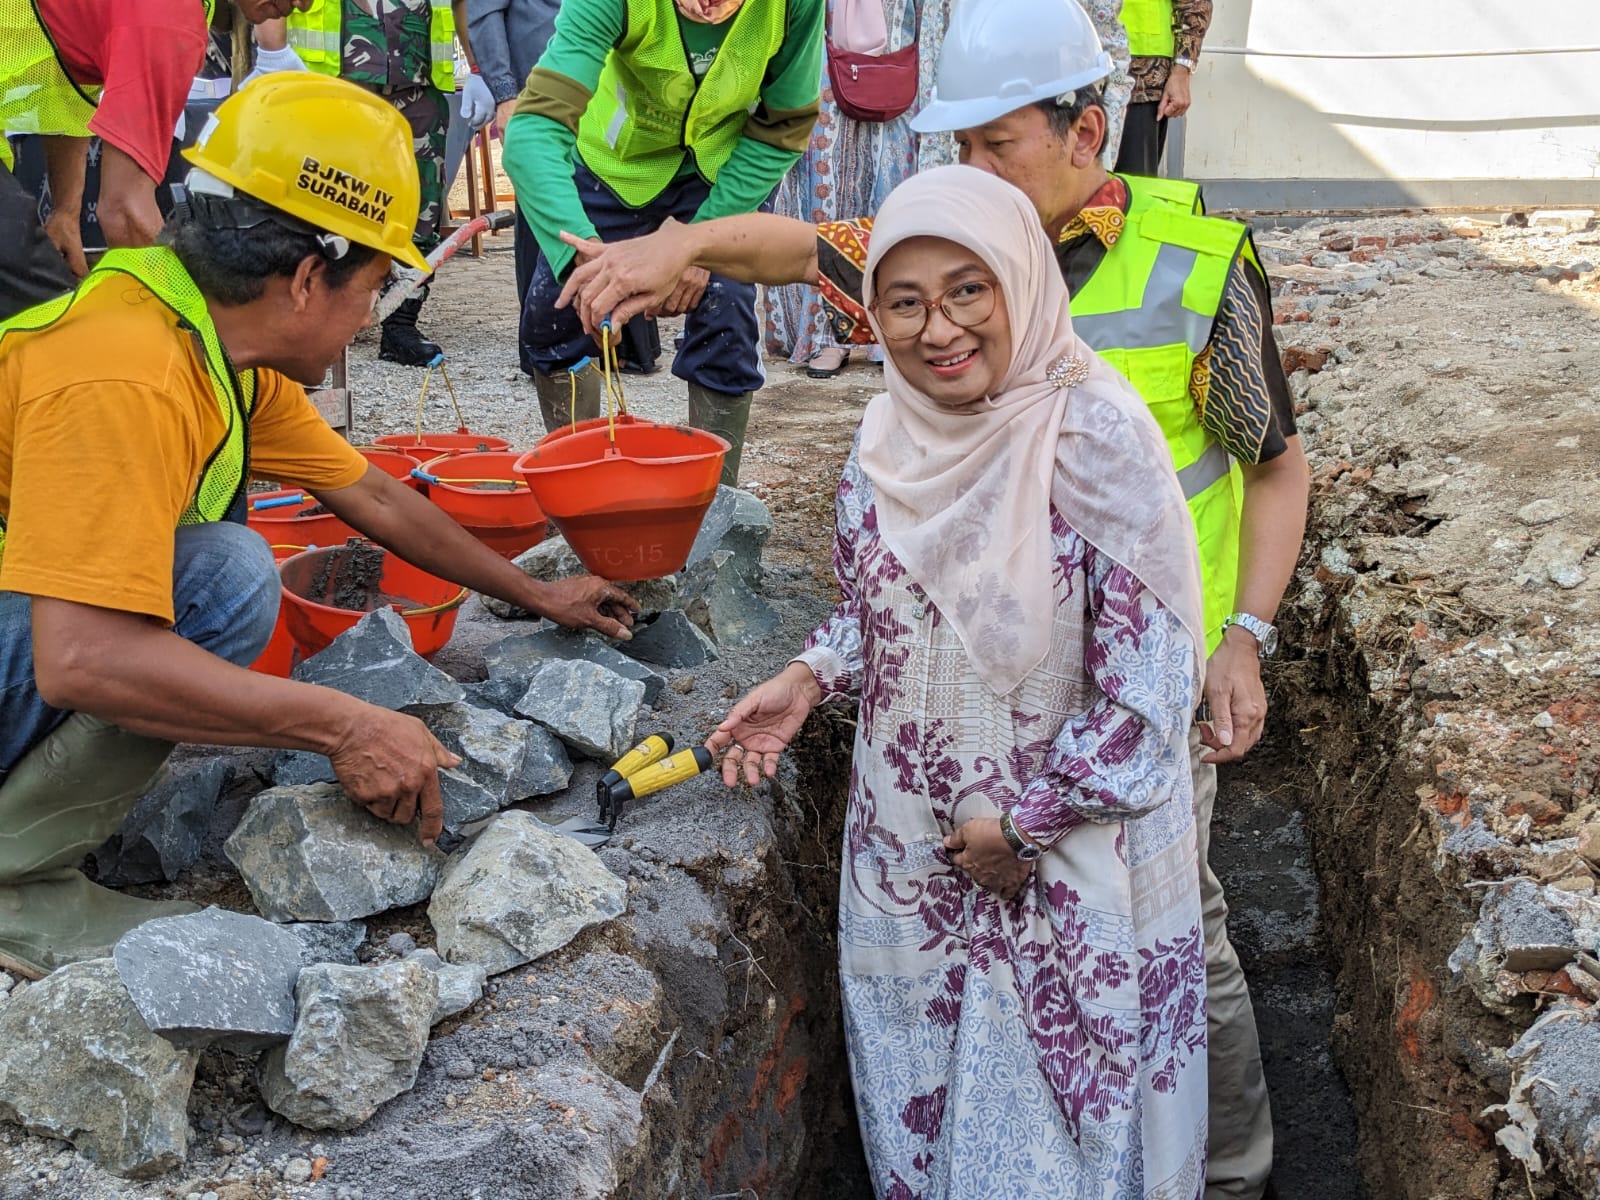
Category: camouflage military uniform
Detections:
[{"x1": 339, "y1": 0, "x2": 447, "y2": 252}]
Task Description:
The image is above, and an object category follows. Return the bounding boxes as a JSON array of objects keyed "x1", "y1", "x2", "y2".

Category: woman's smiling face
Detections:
[{"x1": 872, "y1": 236, "x2": 1013, "y2": 409}]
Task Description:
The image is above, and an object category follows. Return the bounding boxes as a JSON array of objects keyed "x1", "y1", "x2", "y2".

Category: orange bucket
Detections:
[
  {"x1": 278, "y1": 541, "x2": 468, "y2": 661},
  {"x1": 513, "y1": 424, "x2": 727, "y2": 581},
  {"x1": 536, "y1": 412, "x2": 653, "y2": 447},
  {"x1": 419, "y1": 451, "x2": 548, "y2": 559},
  {"x1": 357, "y1": 445, "x2": 426, "y2": 490},
  {"x1": 245, "y1": 532, "x2": 311, "y2": 678},
  {"x1": 372, "y1": 431, "x2": 511, "y2": 459},
  {"x1": 246, "y1": 489, "x2": 359, "y2": 552}
]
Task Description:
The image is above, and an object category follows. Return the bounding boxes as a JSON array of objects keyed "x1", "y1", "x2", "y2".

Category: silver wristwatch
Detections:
[
  {"x1": 1173, "y1": 54, "x2": 1197, "y2": 71},
  {"x1": 999, "y1": 813, "x2": 1043, "y2": 862},
  {"x1": 1221, "y1": 612, "x2": 1279, "y2": 658}
]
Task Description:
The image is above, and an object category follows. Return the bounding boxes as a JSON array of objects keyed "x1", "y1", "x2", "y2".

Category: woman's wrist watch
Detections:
[
  {"x1": 1173, "y1": 54, "x2": 1196, "y2": 71},
  {"x1": 1221, "y1": 612, "x2": 1280, "y2": 658},
  {"x1": 999, "y1": 813, "x2": 1043, "y2": 862}
]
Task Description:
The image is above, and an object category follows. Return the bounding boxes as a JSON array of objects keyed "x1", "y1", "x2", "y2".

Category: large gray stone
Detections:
[
  {"x1": 510, "y1": 723, "x2": 573, "y2": 801},
  {"x1": 223, "y1": 783, "x2": 445, "y2": 922},
  {"x1": 404, "y1": 702, "x2": 530, "y2": 829},
  {"x1": 483, "y1": 626, "x2": 666, "y2": 706},
  {"x1": 92, "y1": 758, "x2": 232, "y2": 885},
  {"x1": 284, "y1": 920, "x2": 368, "y2": 966},
  {"x1": 428, "y1": 811, "x2": 626, "y2": 975},
  {"x1": 0, "y1": 959, "x2": 198, "y2": 1177},
  {"x1": 482, "y1": 536, "x2": 680, "y2": 619},
  {"x1": 1481, "y1": 881, "x2": 1580, "y2": 971},
  {"x1": 405, "y1": 948, "x2": 487, "y2": 1024},
  {"x1": 623, "y1": 609, "x2": 718, "y2": 669},
  {"x1": 113, "y1": 907, "x2": 303, "y2": 1051},
  {"x1": 686, "y1": 486, "x2": 771, "y2": 585},
  {"x1": 259, "y1": 960, "x2": 437, "y2": 1131},
  {"x1": 679, "y1": 549, "x2": 780, "y2": 647},
  {"x1": 513, "y1": 659, "x2": 646, "y2": 762},
  {"x1": 461, "y1": 675, "x2": 528, "y2": 718},
  {"x1": 291, "y1": 607, "x2": 465, "y2": 709}
]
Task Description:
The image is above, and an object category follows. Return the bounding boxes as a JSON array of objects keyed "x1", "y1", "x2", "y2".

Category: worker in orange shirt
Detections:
[{"x1": 0, "y1": 75, "x2": 637, "y2": 980}]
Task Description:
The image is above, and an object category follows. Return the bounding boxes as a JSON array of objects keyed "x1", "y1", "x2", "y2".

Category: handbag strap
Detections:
[{"x1": 828, "y1": 0, "x2": 920, "y2": 53}]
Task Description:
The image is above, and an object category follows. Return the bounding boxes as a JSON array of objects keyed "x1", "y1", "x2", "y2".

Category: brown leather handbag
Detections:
[{"x1": 826, "y1": 5, "x2": 922, "y2": 124}]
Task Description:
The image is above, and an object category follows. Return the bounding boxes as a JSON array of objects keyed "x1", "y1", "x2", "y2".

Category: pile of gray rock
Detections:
[{"x1": 0, "y1": 487, "x2": 775, "y2": 1179}]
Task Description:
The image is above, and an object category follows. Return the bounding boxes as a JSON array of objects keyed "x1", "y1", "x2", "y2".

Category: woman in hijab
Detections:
[{"x1": 708, "y1": 164, "x2": 1209, "y2": 1198}]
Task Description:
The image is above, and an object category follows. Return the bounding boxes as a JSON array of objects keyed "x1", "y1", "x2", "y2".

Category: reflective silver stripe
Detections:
[
  {"x1": 1176, "y1": 440, "x2": 1232, "y2": 500},
  {"x1": 289, "y1": 27, "x2": 338, "y2": 55},
  {"x1": 604, "y1": 84, "x2": 628, "y2": 147},
  {"x1": 1071, "y1": 242, "x2": 1212, "y2": 355}
]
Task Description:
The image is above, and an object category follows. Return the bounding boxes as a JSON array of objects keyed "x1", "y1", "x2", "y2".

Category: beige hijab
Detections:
[{"x1": 858, "y1": 165, "x2": 1205, "y2": 695}]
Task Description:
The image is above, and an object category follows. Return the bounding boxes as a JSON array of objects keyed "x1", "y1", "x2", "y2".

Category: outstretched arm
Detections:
[{"x1": 557, "y1": 213, "x2": 819, "y2": 335}]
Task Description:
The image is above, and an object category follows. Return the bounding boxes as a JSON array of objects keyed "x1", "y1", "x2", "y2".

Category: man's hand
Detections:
[
  {"x1": 944, "y1": 818, "x2": 1033, "y2": 901},
  {"x1": 655, "y1": 266, "x2": 710, "y2": 318},
  {"x1": 493, "y1": 99, "x2": 517, "y2": 139},
  {"x1": 536, "y1": 576, "x2": 640, "y2": 640},
  {"x1": 43, "y1": 206, "x2": 88, "y2": 277},
  {"x1": 1199, "y1": 625, "x2": 1267, "y2": 764},
  {"x1": 556, "y1": 222, "x2": 697, "y2": 337},
  {"x1": 706, "y1": 663, "x2": 822, "y2": 786},
  {"x1": 1159, "y1": 63, "x2": 1193, "y2": 120},
  {"x1": 326, "y1": 706, "x2": 461, "y2": 847}
]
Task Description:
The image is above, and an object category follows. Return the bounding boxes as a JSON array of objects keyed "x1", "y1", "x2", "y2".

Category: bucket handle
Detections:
[
  {"x1": 252, "y1": 493, "x2": 308, "y2": 511},
  {"x1": 409, "y1": 469, "x2": 526, "y2": 488},
  {"x1": 398, "y1": 586, "x2": 470, "y2": 617},
  {"x1": 412, "y1": 355, "x2": 467, "y2": 444},
  {"x1": 598, "y1": 321, "x2": 630, "y2": 445}
]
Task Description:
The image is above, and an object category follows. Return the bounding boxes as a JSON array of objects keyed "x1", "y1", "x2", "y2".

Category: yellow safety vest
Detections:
[
  {"x1": 1070, "y1": 175, "x2": 1258, "y2": 653},
  {"x1": 287, "y1": 0, "x2": 456, "y2": 92},
  {"x1": 0, "y1": 0, "x2": 100, "y2": 171},
  {"x1": 578, "y1": 0, "x2": 788, "y2": 208},
  {"x1": 0, "y1": 247, "x2": 257, "y2": 562},
  {"x1": 1121, "y1": 0, "x2": 1176, "y2": 59},
  {"x1": 0, "y1": 0, "x2": 216, "y2": 171}
]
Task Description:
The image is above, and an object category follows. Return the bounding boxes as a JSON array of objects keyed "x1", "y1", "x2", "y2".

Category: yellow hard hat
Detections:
[{"x1": 182, "y1": 73, "x2": 430, "y2": 273}]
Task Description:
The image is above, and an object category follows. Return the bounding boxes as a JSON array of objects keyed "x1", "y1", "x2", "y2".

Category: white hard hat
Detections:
[{"x1": 910, "y1": 0, "x2": 1114, "y2": 133}]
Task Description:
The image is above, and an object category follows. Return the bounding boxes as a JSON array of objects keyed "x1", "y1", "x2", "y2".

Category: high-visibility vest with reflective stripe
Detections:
[
  {"x1": 287, "y1": 0, "x2": 456, "y2": 92},
  {"x1": 0, "y1": 247, "x2": 256, "y2": 562},
  {"x1": 0, "y1": 0, "x2": 100, "y2": 172},
  {"x1": 1121, "y1": 0, "x2": 1176, "y2": 59},
  {"x1": 578, "y1": 0, "x2": 788, "y2": 208},
  {"x1": 1071, "y1": 174, "x2": 1253, "y2": 653}
]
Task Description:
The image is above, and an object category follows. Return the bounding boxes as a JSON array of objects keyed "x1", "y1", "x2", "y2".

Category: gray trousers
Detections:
[
  {"x1": 1192, "y1": 726, "x2": 1275, "y2": 1197},
  {"x1": 0, "y1": 164, "x2": 76, "y2": 323}
]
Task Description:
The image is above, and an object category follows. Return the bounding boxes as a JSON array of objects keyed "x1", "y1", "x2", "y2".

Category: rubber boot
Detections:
[
  {"x1": 379, "y1": 291, "x2": 443, "y2": 366},
  {"x1": 534, "y1": 365, "x2": 602, "y2": 435},
  {"x1": 687, "y1": 383, "x2": 753, "y2": 487},
  {"x1": 0, "y1": 715, "x2": 198, "y2": 979}
]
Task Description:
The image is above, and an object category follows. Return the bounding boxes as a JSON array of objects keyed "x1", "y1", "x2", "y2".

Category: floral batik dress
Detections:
[{"x1": 795, "y1": 449, "x2": 1208, "y2": 1200}]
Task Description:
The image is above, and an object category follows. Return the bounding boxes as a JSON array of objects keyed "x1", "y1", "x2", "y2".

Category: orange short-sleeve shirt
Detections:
[{"x1": 0, "y1": 278, "x2": 367, "y2": 623}]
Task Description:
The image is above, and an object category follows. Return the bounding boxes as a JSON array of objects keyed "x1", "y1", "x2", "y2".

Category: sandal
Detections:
[{"x1": 805, "y1": 346, "x2": 850, "y2": 378}]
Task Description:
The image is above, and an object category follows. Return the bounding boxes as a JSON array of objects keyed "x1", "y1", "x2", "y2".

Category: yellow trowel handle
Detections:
[
  {"x1": 599, "y1": 734, "x2": 675, "y2": 793},
  {"x1": 615, "y1": 747, "x2": 714, "y2": 802}
]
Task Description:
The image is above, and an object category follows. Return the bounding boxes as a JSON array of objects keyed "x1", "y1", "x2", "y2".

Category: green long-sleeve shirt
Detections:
[{"x1": 503, "y1": 0, "x2": 822, "y2": 279}]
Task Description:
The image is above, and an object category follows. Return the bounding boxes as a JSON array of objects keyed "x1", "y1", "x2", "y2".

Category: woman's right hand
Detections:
[{"x1": 706, "y1": 663, "x2": 823, "y2": 786}]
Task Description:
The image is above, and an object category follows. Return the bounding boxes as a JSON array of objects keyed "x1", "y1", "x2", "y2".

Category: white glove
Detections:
[
  {"x1": 460, "y1": 72, "x2": 496, "y2": 129},
  {"x1": 244, "y1": 45, "x2": 307, "y2": 85}
]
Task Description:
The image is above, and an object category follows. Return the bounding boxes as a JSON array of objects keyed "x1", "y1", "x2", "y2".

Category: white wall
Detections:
[{"x1": 1182, "y1": 0, "x2": 1600, "y2": 201}]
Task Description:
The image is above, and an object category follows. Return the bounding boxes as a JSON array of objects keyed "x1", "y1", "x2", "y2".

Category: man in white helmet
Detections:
[{"x1": 556, "y1": 0, "x2": 1305, "y2": 1194}]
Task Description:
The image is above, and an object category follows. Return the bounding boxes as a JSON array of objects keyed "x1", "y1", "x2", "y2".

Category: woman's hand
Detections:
[
  {"x1": 706, "y1": 663, "x2": 822, "y2": 786},
  {"x1": 556, "y1": 222, "x2": 697, "y2": 337},
  {"x1": 945, "y1": 818, "x2": 1035, "y2": 901}
]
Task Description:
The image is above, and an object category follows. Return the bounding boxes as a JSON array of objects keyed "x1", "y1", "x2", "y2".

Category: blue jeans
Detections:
[
  {"x1": 0, "y1": 522, "x2": 280, "y2": 776},
  {"x1": 519, "y1": 162, "x2": 767, "y2": 396}
]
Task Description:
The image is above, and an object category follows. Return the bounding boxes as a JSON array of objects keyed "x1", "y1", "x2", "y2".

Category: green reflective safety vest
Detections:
[
  {"x1": 0, "y1": 247, "x2": 256, "y2": 562},
  {"x1": 1121, "y1": 0, "x2": 1176, "y2": 59},
  {"x1": 1070, "y1": 174, "x2": 1258, "y2": 654},
  {"x1": 578, "y1": 0, "x2": 788, "y2": 208},
  {"x1": 0, "y1": 0, "x2": 101, "y2": 172},
  {"x1": 287, "y1": 0, "x2": 456, "y2": 92}
]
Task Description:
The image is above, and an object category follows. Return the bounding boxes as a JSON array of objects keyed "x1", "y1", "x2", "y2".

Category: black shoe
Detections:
[{"x1": 379, "y1": 296, "x2": 442, "y2": 366}]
